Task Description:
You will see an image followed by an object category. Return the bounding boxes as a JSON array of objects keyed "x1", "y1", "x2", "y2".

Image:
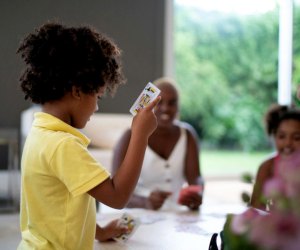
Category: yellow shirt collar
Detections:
[{"x1": 33, "y1": 112, "x2": 90, "y2": 146}]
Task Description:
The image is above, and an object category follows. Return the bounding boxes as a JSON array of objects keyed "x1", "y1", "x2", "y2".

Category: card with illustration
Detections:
[
  {"x1": 113, "y1": 213, "x2": 140, "y2": 243},
  {"x1": 129, "y1": 82, "x2": 161, "y2": 116}
]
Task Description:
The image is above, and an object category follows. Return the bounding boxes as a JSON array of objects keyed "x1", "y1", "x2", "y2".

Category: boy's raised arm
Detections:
[{"x1": 88, "y1": 96, "x2": 160, "y2": 208}]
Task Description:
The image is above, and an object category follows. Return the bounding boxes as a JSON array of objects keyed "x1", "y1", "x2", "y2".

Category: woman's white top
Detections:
[{"x1": 134, "y1": 125, "x2": 187, "y2": 210}]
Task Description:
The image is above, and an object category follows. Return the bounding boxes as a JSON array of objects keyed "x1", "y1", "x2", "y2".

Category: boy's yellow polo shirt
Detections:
[{"x1": 18, "y1": 112, "x2": 110, "y2": 250}]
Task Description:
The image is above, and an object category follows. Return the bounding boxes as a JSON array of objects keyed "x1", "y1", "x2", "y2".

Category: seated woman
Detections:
[
  {"x1": 250, "y1": 104, "x2": 300, "y2": 210},
  {"x1": 112, "y1": 77, "x2": 203, "y2": 211}
]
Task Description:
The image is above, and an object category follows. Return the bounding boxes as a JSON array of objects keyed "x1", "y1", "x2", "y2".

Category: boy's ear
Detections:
[{"x1": 71, "y1": 86, "x2": 81, "y2": 99}]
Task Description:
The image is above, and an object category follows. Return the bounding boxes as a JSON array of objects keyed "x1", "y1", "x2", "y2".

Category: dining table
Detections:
[{"x1": 94, "y1": 203, "x2": 246, "y2": 250}]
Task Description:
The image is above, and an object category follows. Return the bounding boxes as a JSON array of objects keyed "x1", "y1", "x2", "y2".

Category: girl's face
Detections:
[
  {"x1": 154, "y1": 83, "x2": 179, "y2": 128},
  {"x1": 73, "y1": 86, "x2": 106, "y2": 129},
  {"x1": 274, "y1": 119, "x2": 300, "y2": 156}
]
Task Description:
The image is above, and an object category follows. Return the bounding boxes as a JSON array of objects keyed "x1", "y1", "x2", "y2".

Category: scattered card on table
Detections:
[{"x1": 129, "y1": 82, "x2": 161, "y2": 116}]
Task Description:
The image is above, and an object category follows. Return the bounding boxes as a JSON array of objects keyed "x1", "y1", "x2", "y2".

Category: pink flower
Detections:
[
  {"x1": 249, "y1": 212, "x2": 300, "y2": 250},
  {"x1": 263, "y1": 178, "x2": 286, "y2": 199},
  {"x1": 230, "y1": 208, "x2": 260, "y2": 234},
  {"x1": 281, "y1": 167, "x2": 300, "y2": 198},
  {"x1": 278, "y1": 149, "x2": 300, "y2": 171},
  {"x1": 224, "y1": 149, "x2": 300, "y2": 250}
]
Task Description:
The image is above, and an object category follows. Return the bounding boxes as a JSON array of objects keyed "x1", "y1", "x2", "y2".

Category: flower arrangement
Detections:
[{"x1": 221, "y1": 151, "x2": 300, "y2": 250}]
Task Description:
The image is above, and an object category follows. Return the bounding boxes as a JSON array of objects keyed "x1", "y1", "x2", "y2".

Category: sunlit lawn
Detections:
[{"x1": 201, "y1": 149, "x2": 273, "y2": 178}]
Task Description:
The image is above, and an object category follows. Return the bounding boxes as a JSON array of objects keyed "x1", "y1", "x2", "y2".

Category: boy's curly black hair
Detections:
[
  {"x1": 265, "y1": 104, "x2": 300, "y2": 136},
  {"x1": 17, "y1": 22, "x2": 126, "y2": 104}
]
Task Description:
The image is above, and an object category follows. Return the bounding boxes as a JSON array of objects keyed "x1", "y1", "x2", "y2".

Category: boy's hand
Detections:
[
  {"x1": 131, "y1": 96, "x2": 161, "y2": 138},
  {"x1": 95, "y1": 220, "x2": 128, "y2": 242}
]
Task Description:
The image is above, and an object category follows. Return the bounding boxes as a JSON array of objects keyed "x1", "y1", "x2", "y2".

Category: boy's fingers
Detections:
[{"x1": 144, "y1": 96, "x2": 161, "y2": 111}]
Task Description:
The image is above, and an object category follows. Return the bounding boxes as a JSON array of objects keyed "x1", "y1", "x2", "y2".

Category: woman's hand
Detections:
[
  {"x1": 180, "y1": 192, "x2": 202, "y2": 210},
  {"x1": 178, "y1": 185, "x2": 203, "y2": 210},
  {"x1": 146, "y1": 190, "x2": 172, "y2": 210}
]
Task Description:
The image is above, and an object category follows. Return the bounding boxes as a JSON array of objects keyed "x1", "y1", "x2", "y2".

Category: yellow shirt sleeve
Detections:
[{"x1": 50, "y1": 136, "x2": 110, "y2": 197}]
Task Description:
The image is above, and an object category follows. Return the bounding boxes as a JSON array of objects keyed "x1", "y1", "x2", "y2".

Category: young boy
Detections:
[{"x1": 17, "y1": 22, "x2": 160, "y2": 249}]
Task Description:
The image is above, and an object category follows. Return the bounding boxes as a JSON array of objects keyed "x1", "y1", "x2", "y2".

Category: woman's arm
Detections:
[
  {"x1": 183, "y1": 123, "x2": 201, "y2": 185},
  {"x1": 179, "y1": 122, "x2": 202, "y2": 210}
]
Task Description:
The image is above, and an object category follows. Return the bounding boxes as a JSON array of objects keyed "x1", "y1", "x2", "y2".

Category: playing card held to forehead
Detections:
[{"x1": 129, "y1": 82, "x2": 161, "y2": 116}]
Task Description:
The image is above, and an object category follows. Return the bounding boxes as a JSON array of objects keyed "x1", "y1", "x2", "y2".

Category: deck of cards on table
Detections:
[{"x1": 129, "y1": 82, "x2": 161, "y2": 115}]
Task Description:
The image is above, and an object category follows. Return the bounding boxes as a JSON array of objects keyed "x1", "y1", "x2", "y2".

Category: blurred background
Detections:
[
  {"x1": 1, "y1": 0, "x2": 300, "y2": 193},
  {"x1": 174, "y1": 0, "x2": 300, "y2": 177}
]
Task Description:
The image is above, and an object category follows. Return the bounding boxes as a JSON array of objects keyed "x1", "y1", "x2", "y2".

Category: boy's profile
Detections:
[{"x1": 17, "y1": 22, "x2": 159, "y2": 249}]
